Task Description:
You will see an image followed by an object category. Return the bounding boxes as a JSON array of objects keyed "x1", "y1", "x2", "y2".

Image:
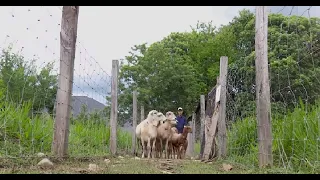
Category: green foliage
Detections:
[
  {"x1": 0, "y1": 101, "x2": 132, "y2": 157},
  {"x1": 228, "y1": 100, "x2": 320, "y2": 170},
  {"x1": 0, "y1": 46, "x2": 57, "y2": 113},
  {"x1": 118, "y1": 21, "x2": 236, "y2": 122},
  {"x1": 227, "y1": 10, "x2": 320, "y2": 119}
]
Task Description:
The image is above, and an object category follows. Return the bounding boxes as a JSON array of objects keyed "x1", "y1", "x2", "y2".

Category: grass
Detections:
[
  {"x1": 228, "y1": 99, "x2": 320, "y2": 172},
  {"x1": 0, "y1": 101, "x2": 132, "y2": 157},
  {"x1": 1, "y1": 99, "x2": 320, "y2": 173}
]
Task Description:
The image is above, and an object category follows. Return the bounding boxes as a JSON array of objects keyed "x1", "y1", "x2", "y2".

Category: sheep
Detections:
[
  {"x1": 169, "y1": 126, "x2": 192, "y2": 159},
  {"x1": 180, "y1": 137, "x2": 189, "y2": 159},
  {"x1": 171, "y1": 127, "x2": 178, "y2": 133},
  {"x1": 139, "y1": 112, "x2": 166, "y2": 158},
  {"x1": 155, "y1": 111, "x2": 177, "y2": 159},
  {"x1": 135, "y1": 110, "x2": 158, "y2": 157}
]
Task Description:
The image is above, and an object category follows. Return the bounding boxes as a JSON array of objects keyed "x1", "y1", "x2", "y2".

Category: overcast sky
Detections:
[{"x1": 0, "y1": 6, "x2": 317, "y2": 105}]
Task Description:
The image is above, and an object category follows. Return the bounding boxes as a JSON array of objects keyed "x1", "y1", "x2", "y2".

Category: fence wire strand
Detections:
[{"x1": 0, "y1": 6, "x2": 124, "y2": 159}]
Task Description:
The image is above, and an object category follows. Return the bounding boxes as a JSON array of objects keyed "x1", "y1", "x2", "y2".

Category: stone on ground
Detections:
[
  {"x1": 104, "y1": 159, "x2": 111, "y2": 164},
  {"x1": 37, "y1": 158, "x2": 54, "y2": 169},
  {"x1": 88, "y1": 163, "x2": 99, "y2": 171},
  {"x1": 37, "y1": 152, "x2": 45, "y2": 157}
]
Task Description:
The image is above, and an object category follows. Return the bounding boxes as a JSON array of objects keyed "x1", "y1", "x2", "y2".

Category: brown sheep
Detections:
[{"x1": 169, "y1": 126, "x2": 192, "y2": 159}]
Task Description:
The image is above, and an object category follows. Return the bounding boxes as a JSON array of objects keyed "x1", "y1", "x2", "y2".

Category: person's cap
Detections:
[{"x1": 178, "y1": 107, "x2": 183, "y2": 111}]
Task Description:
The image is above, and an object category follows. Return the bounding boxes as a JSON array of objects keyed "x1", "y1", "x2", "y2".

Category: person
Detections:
[{"x1": 176, "y1": 107, "x2": 187, "y2": 134}]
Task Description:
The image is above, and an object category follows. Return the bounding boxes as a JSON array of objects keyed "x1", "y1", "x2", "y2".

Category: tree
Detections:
[
  {"x1": 117, "y1": 21, "x2": 235, "y2": 122},
  {"x1": 0, "y1": 47, "x2": 58, "y2": 114},
  {"x1": 226, "y1": 10, "x2": 320, "y2": 120},
  {"x1": 117, "y1": 9, "x2": 320, "y2": 125}
]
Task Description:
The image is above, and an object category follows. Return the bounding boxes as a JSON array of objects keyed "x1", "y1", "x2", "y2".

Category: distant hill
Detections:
[{"x1": 71, "y1": 96, "x2": 106, "y2": 117}]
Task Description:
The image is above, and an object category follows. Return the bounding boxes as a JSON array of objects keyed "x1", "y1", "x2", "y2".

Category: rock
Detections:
[
  {"x1": 37, "y1": 152, "x2": 45, "y2": 157},
  {"x1": 104, "y1": 159, "x2": 111, "y2": 164},
  {"x1": 88, "y1": 164, "x2": 99, "y2": 171},
  {"x1": 37, "y1": 158, "x2": 53, "y2": 168},
  {"x1": 161, "y1": 170, "x2": 172, "y2": 174},
  {"x1": 134, "y1": 157, "x2": 140, "y2": 160},
  {"x1": 222, "y1": 163, "x2": 233, "y2": 171},
  {"x1": 118, "y1": 156, "x2": 124, "y2": 159}
]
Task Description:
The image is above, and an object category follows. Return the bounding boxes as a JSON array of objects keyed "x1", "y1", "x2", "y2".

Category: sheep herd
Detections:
[{"x1": 135, "y1": 110, "x2": 192, "y2": 159}]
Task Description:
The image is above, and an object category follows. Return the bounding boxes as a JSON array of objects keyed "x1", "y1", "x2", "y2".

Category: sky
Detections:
[{"x1": 0, "y1": 6, "x2": 317, "y2": 105}]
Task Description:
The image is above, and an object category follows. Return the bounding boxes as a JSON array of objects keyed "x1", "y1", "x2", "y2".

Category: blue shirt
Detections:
[{"x1": 176, "y1": 115, "x2": 187, "y2": 134}]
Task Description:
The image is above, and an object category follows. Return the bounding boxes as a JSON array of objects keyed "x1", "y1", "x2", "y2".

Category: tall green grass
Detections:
[
  {"x1": 228, "y1": 100, "x2": 320, "y2": 171},
  {"x1": 0, "y1": 102, "x2": 132, "y2": 157}
]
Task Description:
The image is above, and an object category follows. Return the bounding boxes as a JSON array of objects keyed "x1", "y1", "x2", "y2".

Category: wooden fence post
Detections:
[
  {"x1": 199, "y1": 95, "x2": 205, "y2": 158},
  {"x1": 110, "y1": 60, "x2": 119, "y2": 155},
  {"x1": 52, "y1": 6, "x2": 79, "y2": 157},
  {"x1": 140, "y1": 105, "x2": 144, "y2": 122},
  {"x1": 217, "y1": 56, "x2": 228, "y2": 158},
  {"x1": 132, "y1": 90, "x2": 137, "y2": 155},
  {"x1": 187, "y1": 112, "x2": 196, "y2": 157},
  {"x1": 255, "y1": 6, "x2": 273, "y2": 167}
]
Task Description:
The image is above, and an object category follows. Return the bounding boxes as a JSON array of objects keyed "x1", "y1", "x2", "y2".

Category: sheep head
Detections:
[
  {"x1": 165, "y1": 111, "x2": 177, "y2": 125},
  {"x1": 183, "y1": 126, "x2": 192, "y2": 133},
  {"x1": 146, "y1": 110, "x2": 158, "y2": 121},
  {"x1": 165, "y1": 111, "x2": 176, "y2": 121}
]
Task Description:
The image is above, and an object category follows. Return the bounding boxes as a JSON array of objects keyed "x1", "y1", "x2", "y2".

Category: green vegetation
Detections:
[
  {"x1": 228, "y1": 99, "x2": 320, "y2": 172},
  {"x1": 0, "y1": 101, "x2": 132, "y2": 157},
  {"x1": 1, "y1": 8, "x2": 320, "y2": 173}
]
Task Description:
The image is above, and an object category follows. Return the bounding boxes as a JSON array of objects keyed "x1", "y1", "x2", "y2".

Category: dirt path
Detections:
[{"x1": 0, "y1": 155, "x2": 299, "y2": 174}]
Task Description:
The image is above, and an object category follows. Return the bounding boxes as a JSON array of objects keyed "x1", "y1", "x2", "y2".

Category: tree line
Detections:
[{"x1": 115, "y1": 9, "x2": 320, "y2": 125}]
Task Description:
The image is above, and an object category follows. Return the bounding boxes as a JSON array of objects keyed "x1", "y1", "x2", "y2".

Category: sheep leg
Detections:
[
  {"x1": 178, "y1": 145, "x2": 183, "y2": 159},
  {"x1": 141, "y1": 141, "x2": 146, "y2": 158},
  {"x1": 152, "y1": 138, "x2": 157, "y2": 158},
  {"x1": 156, "y1": 139, "x2": 161, "y2": 158},
  {"x1": 172, "y1": 146, "x2": 175, "y2": 159},
  {"x1": 168, "y1": 143, "x2": 172, "y2": 159},
  {"x1": 147, "y1": 138, "x2": 151, "y2": 159},
  {"x1": 165, "y1": 138, "x2": 169, "y2": 159}
]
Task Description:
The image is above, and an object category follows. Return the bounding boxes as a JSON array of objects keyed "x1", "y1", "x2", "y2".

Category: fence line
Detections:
[{"x1": 1, "y1": 6, "x2": 319, "y2": 172}]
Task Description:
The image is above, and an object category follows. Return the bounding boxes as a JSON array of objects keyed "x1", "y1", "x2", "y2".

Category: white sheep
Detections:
[
  {"x1": 140, "y1": 112, "x2": 166, "y2": 158},
  {"x1": 135, "y1": 110, "x2": 158, "y2": 156},
  {"x1": 156, "y1": 111, "x2": 177, "y2": 159}
]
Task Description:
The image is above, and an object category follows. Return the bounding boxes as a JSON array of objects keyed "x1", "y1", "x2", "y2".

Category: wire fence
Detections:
[
  {"x1": 0, "y1": 6, "x2": 124, "y2": 158},
  {"x1": 0, "y1": 6, "x2": 319, "y2": 171},
  {"x1": 224, "y1": 6, "x2": 320, "y2": 170}
]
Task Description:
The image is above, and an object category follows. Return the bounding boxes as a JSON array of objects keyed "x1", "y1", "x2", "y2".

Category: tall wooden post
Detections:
[
  {"x1": 140, "y1": 105, "x2": 145, "y2": 122},
  {"x1": 187, "y1": 112, "x2": 196, "y2": 157},
  {"x1": 110, "y1": 60, "x2": 119, "y2": 155},
  {"x1": 199, "y1": 95, "x2": 205, "y2": 158},
  {"x1": 255, "y1": 6, "x2": 273, "y2": 167},
  {"x1": 52, "y1": 6, "x2": 79, "y2": 157},
  {"x1": 217, "y1": 56, "x2": 228, "y2": 158},
  {"x1": 132, "y1": 90, "x2": 137, "y2": 155}
]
